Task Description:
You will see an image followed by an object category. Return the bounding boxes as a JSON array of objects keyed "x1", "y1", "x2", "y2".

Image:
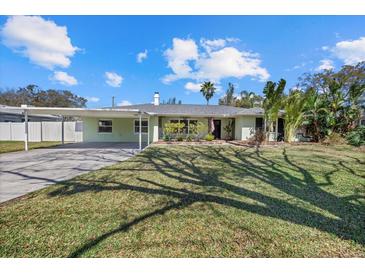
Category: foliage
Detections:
[
  {"x1": 299, "y1": 62, "x2": 365, "y2": 140},
  {"x1": 188, "y1": 121, "x2": 207, "y2": 140},
  {"x1": 185, "y1": 135, "x2": 193, "y2": 142},
  {"x1": 223, "y1": 119, "x2": 234, "y2": 140},
  {"x1": 248, "y1": 128, "x2": 266, "y2": 146},
  {"x1": 200, "y1": 81, "x2": 216, "y2": 105},
  {"x1": 176, "y1": 135, "x2": 184, "y2": 142},
  {"x1": 262, "y1": 79, "x2": 286, "y2": 138},
  {"x1": 283, "y1": 89, "x2": 308, "y2": 142},
  {"x1": 162, "y1": 97, "x2": 182, "y2": 104},
  {"x1": 322, "y1": 132, "x2": 347, "y2": 146},
  {"x1": 0, "y1": 84, "x2": 87, "y2": 107},
  {"x1": 346, "y1": 126, "x2": 365, "y2": 147},
  {"x1": 163, "y1": 122, "x2": 185, "y2": 139},
  {"x1": 219, "y1": 82, "x2": 263, "y2": 108},
  {"x1": 204, "y1": 133, "x2": 215, "y2": 141}
]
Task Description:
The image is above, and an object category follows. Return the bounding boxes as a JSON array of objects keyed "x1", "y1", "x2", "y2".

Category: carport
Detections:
[{"x1": 2, "y1": 105, "x2": 150, "y2": 151}]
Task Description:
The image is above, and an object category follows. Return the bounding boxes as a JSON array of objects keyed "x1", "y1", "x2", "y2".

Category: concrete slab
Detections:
[{"x1": 0, "y1": 142, "x2": 143, "y2": 203}]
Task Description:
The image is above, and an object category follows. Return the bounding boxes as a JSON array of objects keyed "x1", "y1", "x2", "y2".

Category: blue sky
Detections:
[{"x1": 1, "y1": 16, "x2": 365, "y2": 107}]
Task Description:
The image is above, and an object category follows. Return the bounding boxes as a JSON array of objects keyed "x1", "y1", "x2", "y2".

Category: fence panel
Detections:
[{"x1": 0, "y1": 121, "x2": 83, "y2": 142}]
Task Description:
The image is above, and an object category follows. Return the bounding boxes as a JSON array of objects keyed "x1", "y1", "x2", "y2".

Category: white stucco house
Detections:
[{"x1": 3, "y1": 92, "x2": 284, "y2": 150}]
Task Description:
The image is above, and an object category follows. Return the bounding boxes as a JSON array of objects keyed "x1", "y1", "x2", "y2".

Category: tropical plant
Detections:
[
  {"x1": 302, "y1": 88, "x2": 328, "y2": 142},
  {"x1": 163, "y1": 122, "x2": 185, "y2": 140},
  {"x1": 283, "y1": 89, "x2": 308, "y2": 142},
  {"x1": 218, "y1": 83, "x2": 235, "y2": 106},
  {"x1": 204, "y1": 133, "x2": 215, "y2": 141},
  {"x1": 262, "y1": 79, "x2": 286, "y2": 139},
  {"x1": 200, "y1": 81, "x2": 216, "y2": 105},
  {"x1": 188, "y1": 121, "x2": 207, "y2": 140},
  {"x1": 346, "y1": 125, "x2": 365, "y2": 146},
  {"x1": 223, "y1": 119, "x2": 234, "y2": 140}
]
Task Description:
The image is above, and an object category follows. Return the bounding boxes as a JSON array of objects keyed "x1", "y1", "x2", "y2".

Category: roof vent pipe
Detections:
[{"x1": 153, "y1": 92, "x2": 160, "y2": 106}]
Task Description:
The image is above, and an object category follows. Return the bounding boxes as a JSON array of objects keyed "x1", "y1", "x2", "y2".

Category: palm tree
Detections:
[
  {"x1": 283, "y1": 89, "x2": 308, "y2": 142},
  {"x1": 200, "y1": 81, "x2": 216, "y2": 105},
  {"x1": 262, "y1": 79, "x2": 286, "y2": 139}
]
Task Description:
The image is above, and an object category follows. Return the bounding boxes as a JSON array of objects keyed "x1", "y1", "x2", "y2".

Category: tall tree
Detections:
[
  {"x1": 283, "y1": 89, "x2": 308, "y2": 142},
  {"x1": 262, "y1": 79, "x2": 286, "y2": 138},
  {"x1": 218, "y1": 83, "x2": 235, "y2": 106},
  {"x1": 200, "y1": 81, "x2": 216, "y2": 105},
  {"x1": 0, "y1": 85, "x2": 87, "y2": 108}
]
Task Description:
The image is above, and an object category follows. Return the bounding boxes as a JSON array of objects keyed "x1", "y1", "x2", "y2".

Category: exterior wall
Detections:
[
  {"x1": 82, "y1": 117, "x2": 152, "y2": 143},
  {"x1": 234, "y1": 116, "x2": 256, "y2": 141}
]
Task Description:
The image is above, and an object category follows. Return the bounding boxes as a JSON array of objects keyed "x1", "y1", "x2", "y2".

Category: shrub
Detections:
[
  {"x1": 163, "y1": 134, "x2": 170, "y2": 141},
  {"x1": 189, "y1": 121, "x2": 207, "y2": 141},
  {"x1": 176, "y1": 135, "x2": 184, "y2": 142},
  {"x1": 346, "y1": 126, "x2": 365, "y2": 147},
  {"x1": 248, "y1": 128, "x2": 266, "y2": 146},
  {"x1": 322, "y1": 132, "x2": 346, "y2": 146},
  {"x1": 163, "y1": 122, "x2": 185, "y2": 140},
  {"x1": 204, "y1": 133, "x2": 215, "y2": 141},
  {"x1": 185, "y1": 135, "x2": 193, "y2": 142}
]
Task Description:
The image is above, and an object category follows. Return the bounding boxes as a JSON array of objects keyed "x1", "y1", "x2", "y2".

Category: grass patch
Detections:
[
  {"x1": 0, "y1": 141, "x2": 61, "y2": 154},
  {"x1": 0, "y1": 144, "x2": 364, "y2": 257}
]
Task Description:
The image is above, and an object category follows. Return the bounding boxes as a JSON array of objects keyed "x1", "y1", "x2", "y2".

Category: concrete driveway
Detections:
[{"x1": 0, "y1": 142, "x2": 142, "y2": 203}]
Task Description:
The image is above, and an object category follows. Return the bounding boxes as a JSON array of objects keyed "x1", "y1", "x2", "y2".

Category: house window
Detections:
[
  {"x1": 98, "y1": 120, "x2": 112, "y2": 133},
  {"x1": 134, "y1": 120, "x2": 148, "y2": 134},
  {"x1": 255, "y1": 117, "x2": 263, "y2": 130},
  {"x1": 169, "y1": 119, "x2": 198, "y2": 134}
]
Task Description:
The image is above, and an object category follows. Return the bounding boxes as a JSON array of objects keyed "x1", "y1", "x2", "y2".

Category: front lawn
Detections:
[
  {"x1": 0, "y1": 141, "x2": 61, "y2": 154},
  {"x1": 0, "y1": 144, "x2": 364, "y2": 257}
]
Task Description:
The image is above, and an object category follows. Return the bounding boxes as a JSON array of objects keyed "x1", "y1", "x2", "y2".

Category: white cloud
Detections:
[
  {"x1": 316, "y1": 59, "x2": 335, "y2": 71},
  {"x1": 196, "y1": 47, "x2": 269, "y2": 82},
  {"x1": 162, "y1": 37, "x2": 269, "y2": 86},
  {"x1": 105, "y1": 71, "x2": 123, "y2": 87},
  {"x1": 200, "y1": 38, "x2": 226, "y2": 52},
  {"x1": 321, "y1": 46, "x2": 329, "y2": 51},
  {"x1": 1, "y1": 16, "x2": 78, "y2": 70},
  {"x1": 184, "y1": 82, "x2": 202, "y2": 92},
  {"x1": 50, "y1": 71, "x2": 78, "y2": 86},
  {"x1": 137, "y1": 50, "x2": 148, "y2": 63},
  {"x1": 332, "y1": 36, "x2": 365, "y2": 65},
  {"x1": 86, "y1": 96, "x2": 100, "y2": 103},
  {"x1": 118, "y1": 100, "x2": 132, "y2": 106},
  {"x1": 162, "y1": 38, "x2": 199, "y2": 84}
]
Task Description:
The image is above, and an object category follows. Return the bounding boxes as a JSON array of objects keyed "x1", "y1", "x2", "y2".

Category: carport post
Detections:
[
  {"x1": 147, "y1": 116, "x2": 150, "y2": 145},
  {"x1": 24, "y1": 109, "x2": 28, "y2": 151},
  {"x1": 139, "y1": 113, "x2": 142, "y2": 150},
  {"x1": 275, "y1": 118, "x2": 279, "y2": 141},
  {"x1": 61, "y1": 116, "x2": 65, "y2": 145}
]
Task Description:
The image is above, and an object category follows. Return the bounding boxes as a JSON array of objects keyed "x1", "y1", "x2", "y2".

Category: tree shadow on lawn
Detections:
[{"x1": 48, "y1": 145, "x2": 365, "y2": 257}]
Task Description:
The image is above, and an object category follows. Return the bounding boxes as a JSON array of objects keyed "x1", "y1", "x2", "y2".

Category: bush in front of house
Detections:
[
  {"x1": 204, "y1": 133, "x2": 215, "y2": 141},
  {"x1": 346, "y1": 125, "x2": 365, "y2": 147},
  {"x1": 322, "y1": 132, "x2": 347, "y2": 146}
]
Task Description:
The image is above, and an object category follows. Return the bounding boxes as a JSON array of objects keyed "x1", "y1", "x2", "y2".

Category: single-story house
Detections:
[{"x1": 2, "y1": 92, "x2": 284, "y2": 151}]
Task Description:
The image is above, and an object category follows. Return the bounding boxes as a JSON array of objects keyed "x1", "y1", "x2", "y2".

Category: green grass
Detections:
[
  {"x1": 0, "y1": 141, "x2": 61, "y2": 154},
  {"x1": 0, "y1": 144, "x2": 364, "y2": 257}
]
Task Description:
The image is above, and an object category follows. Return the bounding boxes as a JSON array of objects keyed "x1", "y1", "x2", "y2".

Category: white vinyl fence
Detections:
[{"x1": 0, "y1": 121, "x2": 83, "y2": 142}]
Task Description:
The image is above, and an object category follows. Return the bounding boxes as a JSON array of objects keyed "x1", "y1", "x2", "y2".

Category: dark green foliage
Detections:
[
  {"x1": 0, "y1": 84, "x2": 87, "y2": 107},
  {"x1": 200, "y1": 81, "x2": 216, "y2": 105},
  {"x1": 346, "y1": 126, "x2": 365, "y2": 147}
]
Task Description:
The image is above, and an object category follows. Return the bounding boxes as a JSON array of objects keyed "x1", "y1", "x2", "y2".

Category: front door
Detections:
[{"x1": 212, "y1": 120, "x2": 221, "y2": 139}]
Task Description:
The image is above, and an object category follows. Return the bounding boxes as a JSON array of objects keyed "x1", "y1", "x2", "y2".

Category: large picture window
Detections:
[
  {"x1": 169, "y1": 119, "x2": 198, "y2": 134},
  {"x1": 98, "y1": 120, "x2": 112, "y2": 133},
  {"x1": 134, "y1": 120, "x2": 148, "y2": 134}
]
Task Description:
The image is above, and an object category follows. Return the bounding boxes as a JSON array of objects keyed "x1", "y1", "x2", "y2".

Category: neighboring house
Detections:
[
  {"x1": 0, "y1": 104, "x2": 61, "y2": 122},
  {"x1": 2, "y1": 92, "x2": 285, "y2": 150}
]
